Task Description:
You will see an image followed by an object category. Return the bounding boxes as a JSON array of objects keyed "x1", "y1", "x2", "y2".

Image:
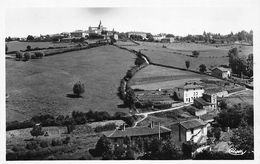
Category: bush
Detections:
[
  {"x1": 26, "y1": 45, "x2": 32, "y2": 51},
  {"x1": 31, "y1": 54, "x2": 37, "y2": 59},
  {"x1": 35, "y1": 51, "x2": 45, "y2": 58},
  {"x1": 26, "y1": 141, "x2": 38, "y2": 150},
  {"x1": 39, "y1": 140, "x2": 49, "y2": 148},
  {"x1": 23, "y1": 52, "x2": 31, "y2": 61},
  {"x1": 15, "y1": 51, "x2": 23, "y2": 60},
  {"x1": 94, "y1": 123, "x2": 117, "y2": 133},
  {"x1": 192, "y1": 51, "x2": 200, "y2": 57},
  {"x1": 73, "y1": 81, "x2": 85, "y2": 97},
  {"x1": 51, "y1": 139, "x2": 63, "y2": 146},
  {"x1": 62, "y1": 136, "x2": 70, "y2": 144},
  {"x1": 30, "y1": 124, "x2": 44, "y2": 138}
]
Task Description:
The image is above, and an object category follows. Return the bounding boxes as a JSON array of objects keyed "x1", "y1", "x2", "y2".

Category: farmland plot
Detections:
[{"x1": 6, "y1": 45, "x2": 135, "y2": 122}]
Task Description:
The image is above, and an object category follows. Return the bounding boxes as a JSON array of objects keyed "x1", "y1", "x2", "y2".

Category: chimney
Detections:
[{"x1": 150, "y1": 121, "x2": 154, "y2": 129}]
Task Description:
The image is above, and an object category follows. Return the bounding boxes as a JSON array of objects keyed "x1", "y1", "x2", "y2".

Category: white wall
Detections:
[{"x1": 183, "y1": 88, "x2": 204, "y2": 103}]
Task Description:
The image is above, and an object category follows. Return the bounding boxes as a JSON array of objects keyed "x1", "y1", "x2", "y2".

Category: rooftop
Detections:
[
  {"x1": 105, "y1": 125, "x2": 171, "y2": 138},
  {"x1": 194, "y1": 97, "x2": 212, "y2": 106},
  {"x1": 179, "y1": 119, "x2": 206, "y2": 130},
  {"x1": 212, "y1": 67, "x2": 231, "y2": 72}
]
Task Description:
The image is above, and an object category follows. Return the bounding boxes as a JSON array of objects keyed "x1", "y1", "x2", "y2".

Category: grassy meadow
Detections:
[{"x1": 6, "y1": 45, "x2": 135, "y2": 122}]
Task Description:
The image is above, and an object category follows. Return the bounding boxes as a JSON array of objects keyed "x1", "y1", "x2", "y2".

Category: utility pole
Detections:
[{"x1": 158, "y1": 122, "x2": 161, "y2": 140}]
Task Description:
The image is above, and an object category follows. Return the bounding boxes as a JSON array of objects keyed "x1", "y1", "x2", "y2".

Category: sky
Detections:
[{"x1": 5, "y1": 1, "x2": 259, "y2": 37}]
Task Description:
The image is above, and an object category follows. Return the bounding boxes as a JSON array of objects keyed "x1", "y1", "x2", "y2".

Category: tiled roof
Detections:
[
  {"x1": 105, "y1": 125, "x2": 171, "y2": 138},
  {"x1": 212, "y1": 67, "x2": 231, "y2": 72},
  {"x1": 187, "y1": 105, "x2": 204, "y2": 112},
  {"x1": 194, "y1": 97, "x2": 212, "y2": 106},
  {"x1": 200, "y1": 113, "x2": 215, "y2": 122},
  {"x1": 204, "y1": 88, "x2": 223, "y2": 94},
  {"x1": 180, "y1": 119, "x2": 206, "y2": 130}
]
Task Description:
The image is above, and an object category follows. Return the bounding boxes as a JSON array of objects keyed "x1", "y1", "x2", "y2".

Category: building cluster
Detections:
[
  {"x1": 125, "y1": 32, "x2": 175, "y2": 43},
  {"x1": 104, "y1": 67, "x2": 236, "y2": 147},
  {"x1": 18, "y1": 21, "x2": 118, "y2": 42}
]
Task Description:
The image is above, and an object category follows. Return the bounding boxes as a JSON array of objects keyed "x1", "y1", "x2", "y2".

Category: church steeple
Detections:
[{"x1": 98, "y1": 20, "x2": 102, "y2": 29}]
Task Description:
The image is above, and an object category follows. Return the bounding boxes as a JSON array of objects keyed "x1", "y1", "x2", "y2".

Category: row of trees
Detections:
[
  {"x1": 91, "y1": 135, "x2": 183, "y2": 160},
  {"x1": 214, "y1": 102, "x2": 254, "y2": 155},
  {"x1": 228, "y1": 48, "x2": 253, "y2": 78}
]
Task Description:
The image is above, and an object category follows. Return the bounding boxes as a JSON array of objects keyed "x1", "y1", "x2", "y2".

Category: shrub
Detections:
[
  {"x1": 39, "y1": 140, "x2": 49, "y2": 148},
  {"x1": 35, "y1": 51, "x2": 45, "y2": 58},
  {"x1": 30, "y1": 124, "x2": 44, "y2": 138},
  {"x1": 26, "y1": 141, "x2": 38, "y2": 150},
  {"x1": 73, "y1": 81, "x2": 85, "y2": 97},
  {"x1": 26, "y1": 45, "x2": 32, "y2": 51},
  {"x1": 23, "y1": 52, "x2": 31, "y2": 61},
  {"x1": 15, "y1": 51, "x2": 23, "y2": 60},
  {"x1": 62, "y1": 136, "x2": 70, "y2": 144},
  {"x1": 51, "y1": 139, "x2": 63, "y2": 146},
  {"x1": 94, "y1": 123, "x2": 117, "y2": 133},
  {"x1": 30, "y1": 54, "x2": 37, "y2": 59},
  {"x1": 192, "y1": 51, "x2": 200, "y2": 57}
]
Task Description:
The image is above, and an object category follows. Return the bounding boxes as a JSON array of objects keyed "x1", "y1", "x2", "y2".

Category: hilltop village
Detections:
[{"x1": 6, "y1": 21, "x2": 253, "y2": 160}]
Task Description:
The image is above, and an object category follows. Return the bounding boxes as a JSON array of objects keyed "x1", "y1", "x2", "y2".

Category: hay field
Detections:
[
  {"x1": 130, "y1": 65, "x2": 214, "y2": 90},
  {"x1": 6, "y1": 41, "x2": 74, "y2": 52},
  {"x1": 116, "y1": 41, "x2": 230, "y2": 70},
  {"x1": 6, "y1": 45, "x2": 135, "y2": 122}
]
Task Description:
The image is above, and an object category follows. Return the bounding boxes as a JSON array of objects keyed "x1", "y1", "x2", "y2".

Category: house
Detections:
[
  {"x1": 153, "y1": 34, "x2": 166, "y2": 42},
  {"x1": 126, "y1": 31, "x2": 147, "y2": 39},
  {"x1": 104, "y1": 122, "x2": 171, "y2": 144},
  {"x1": 211, "y1": 67, "x2": 231, "y2": 79},
  {"x1": 193, "y1": 97, "x2": 216, "y2": 113},
  {"x1": 161, "y1": 37, "x2": 175, "y2": 43},
  {"x1": 70, "y1": 30, "x2": 87, "y2": 38},
  {"x1": 178, "y1": 119, "x2": 208, "y2": 144},
  {"x1": 175, "y1": 82, "x2": 205, "y2": 104},
  {"x1": 204, "y1": 88, "x2": 228, "y2": 98}
]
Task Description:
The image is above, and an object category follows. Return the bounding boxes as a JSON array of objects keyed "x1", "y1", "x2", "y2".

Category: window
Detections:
[{"x1": 191, "y1": 129, "x2": 194, "y2": 134}]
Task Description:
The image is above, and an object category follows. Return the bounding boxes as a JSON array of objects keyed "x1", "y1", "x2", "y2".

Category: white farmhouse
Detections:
[
  {"x1": 175, "y1": 83, "x2": 205, "y2": 104},
  {"x1": 178, "y1": 119, "x2": 208, "y2": 144}
]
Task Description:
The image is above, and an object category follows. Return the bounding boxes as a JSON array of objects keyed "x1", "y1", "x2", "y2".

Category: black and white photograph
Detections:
[{"x1": 2, "y1": 0, "x2": 260, "y2": 162}]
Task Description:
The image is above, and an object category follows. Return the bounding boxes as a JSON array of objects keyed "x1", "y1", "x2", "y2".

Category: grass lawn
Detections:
[{"x1": 6, "y1": 45, "x2": 135, "y2": 122}]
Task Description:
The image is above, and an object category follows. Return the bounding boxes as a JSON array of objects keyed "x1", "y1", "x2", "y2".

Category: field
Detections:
[
  {"x1": 6, "y1": 45, "x2": 135, "y2": 122},
  {"x1": 225, "y1": 89, "x2": 253, "y2": 106},
  {"x1": 6, "y1": 41, "x2": 75, "y2": 52},
  {"x1": 6, "y1": 124, "x2": 100, "y2": 160},
  {"x1": 116, "y1": 41, "x2": 253, "y2": 71},
  {"x1": 130, "y1": 65, "x2": 215, "y2": 90}
]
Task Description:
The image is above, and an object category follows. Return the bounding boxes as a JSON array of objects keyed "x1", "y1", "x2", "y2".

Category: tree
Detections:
[
  {"x1": 199, "y1": 64, "x2": 207, "y2": 73},
  {"x1": 166, "y1": 34, "x2": 175, "y2": 38},
  {"x1": 26, "y1": 45, "x2": 32, "y2": 51},
  {"x1": 73, "y1": 81, "x2": 85, "y2": 97},
  {"x1": 15, "y1": 51, "x2": 23, "y2": 60},
  {"x1": 23, "y1": 52, "x2": 31, "y2": 61},
  {"x1": 146, "y1": 33, "x2": 154, "y2": 42},
  {"x1": 212, "y1": 127, "x2": 222, "y2": 141},
  {"x1": 30, "y1": 124, "x2": 44, "y2": 138},
  {"x1": 215, "y1": 104, "x2": 243, "y2": 129},
  {"x1": 185, "y1": 60, "x2": 190, "y2": 69},
  {"x1": 230, "y1": 125, "x2": 254, "y2": 154},
  {"x1": 125, "y1": 88, "x2": 137, "y2": 109},
  {"x1": 95, "y1": 135, "x2": 113, "y2": 157},
  {"x1": 27, "y1": 35, "x2": 34, "y2": 41},
  {"x1": 63, "y1": 116, "x2": 75, "y2": 134},
  {"x1": 192, "y1": 51, "x2": 200, "y2": 57}
]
